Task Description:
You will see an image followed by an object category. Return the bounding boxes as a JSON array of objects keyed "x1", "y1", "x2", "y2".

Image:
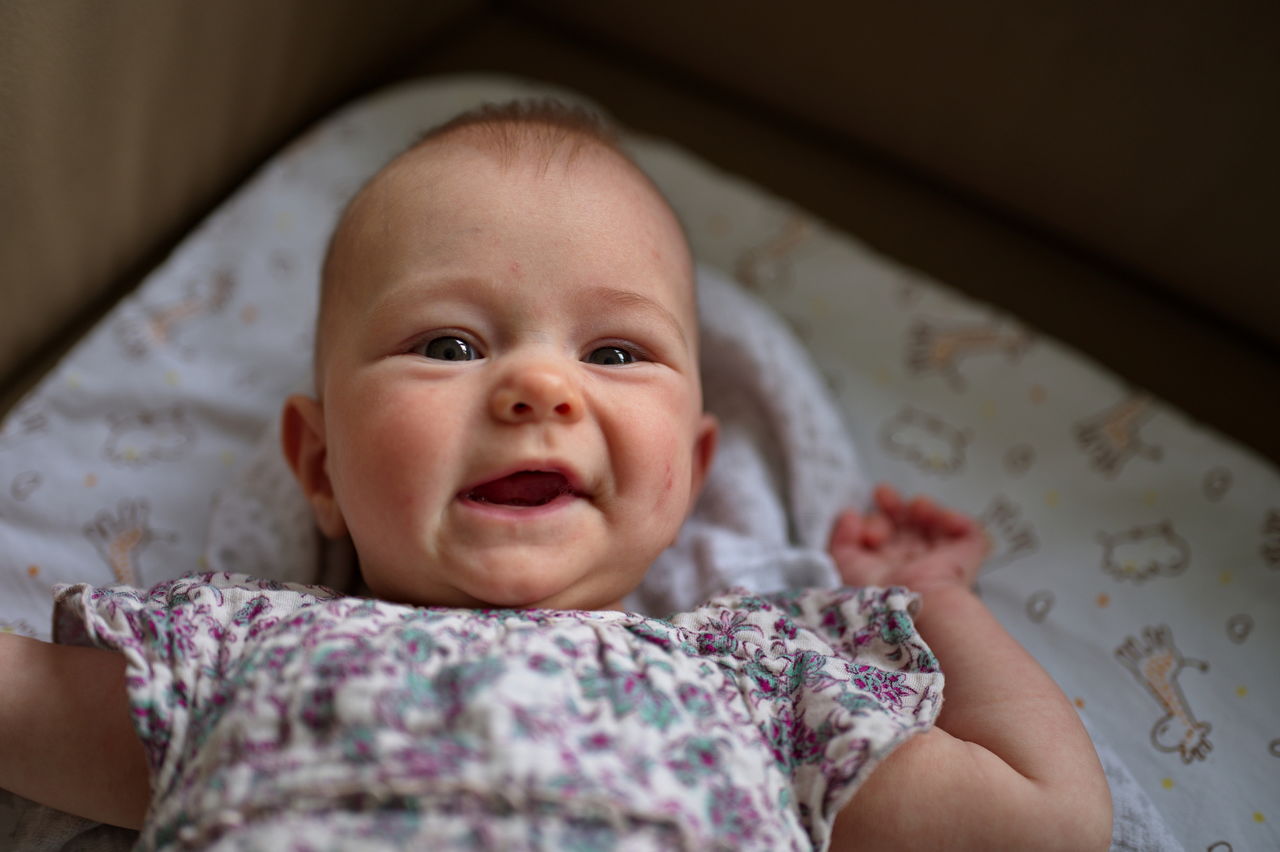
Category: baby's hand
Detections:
[{"x1": 828, "y1": 484, "x2": 988, "y2": 593}]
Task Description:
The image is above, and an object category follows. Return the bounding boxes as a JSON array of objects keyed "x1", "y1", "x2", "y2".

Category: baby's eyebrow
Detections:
[
  {"x1": 584, "y1": 285, "x2": 688, "y2": 347},
  {"x1": 364, "y1": 278, "x2": 688, "y2": 346},
  {"x1": 362, "y1": 276, "x2": 485, "y2": 328}
]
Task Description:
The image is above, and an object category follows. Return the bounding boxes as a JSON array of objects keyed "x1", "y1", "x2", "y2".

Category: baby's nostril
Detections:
[
  {"x1": 513, "y1": 402, "x2": 531, "y2": 414},
  {"x1": 555, "y1": 403, "x2": 571, "y2": 415}
]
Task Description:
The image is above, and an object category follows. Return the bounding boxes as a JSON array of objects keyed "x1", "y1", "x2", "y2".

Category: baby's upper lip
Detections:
[{"x1": 458, "y1": 462, "x2": 590, "y2": 499}]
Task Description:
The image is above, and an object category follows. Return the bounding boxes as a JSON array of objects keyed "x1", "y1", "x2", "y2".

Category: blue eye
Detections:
[
  {"x1": 418, "y1": 336, "x2": 479, "y2": 362},
  {"x1": 586, "y1": 346, "x2": 635, "y2": 366}
]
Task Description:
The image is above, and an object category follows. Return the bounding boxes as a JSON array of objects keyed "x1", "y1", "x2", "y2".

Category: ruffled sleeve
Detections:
[
  {"x1": 51, "y1": 572, "x2": 338, "y2": 806},
  {"x1": 670, "y1": 585, "x2": 944, "y2": 849}
]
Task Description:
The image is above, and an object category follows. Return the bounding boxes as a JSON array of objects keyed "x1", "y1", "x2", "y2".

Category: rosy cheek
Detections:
[{"x1": 663, "y1": 462, "x2": 674, "y2": 493}]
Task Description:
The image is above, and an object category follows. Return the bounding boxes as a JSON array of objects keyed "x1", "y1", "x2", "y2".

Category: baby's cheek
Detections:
[
  {"x1": 651, "y1": 449, "x2": 695, "y2": 519},
  {"x1": 606, "y1": 394, "x2": 695, "y2": 509}
]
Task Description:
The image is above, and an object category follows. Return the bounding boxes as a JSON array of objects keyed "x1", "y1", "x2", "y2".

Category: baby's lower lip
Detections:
[{"x1": 456, "y1": 491, "x2": 583, "y2": 520}]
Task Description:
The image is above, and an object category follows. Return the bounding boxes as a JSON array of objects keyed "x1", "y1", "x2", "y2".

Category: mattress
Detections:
[{"x1": 0, "y1": 75, "x2": 1275, "y2": 851}]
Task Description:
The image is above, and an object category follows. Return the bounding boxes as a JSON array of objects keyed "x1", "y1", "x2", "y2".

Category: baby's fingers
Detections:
[
  {"x1": 906, "y1": 495, "x2": 942, "y2": 528},
  {"x1": 861, "y1": 513, "x2": 893, "y2": 548},
  {"x1": 940, "y1": 509, "x2": 976, "y2": 537},
  {"x1": 873, "y1": 484, "x2": 905, "y2": 522},
  {"x1": 829, "y1": 509, "x2": 864, "y2": 554},
  {"x1": 902, "y1": 493, "x2": 976, "y2": 542},
  {"x1": 904, "y1": 495, "x2": 958, "y2": 546},
  {"x1": 830, "y1": 508, "x2": 892, "y2": 552},
  {"x1": 834, "y1": 550, "x2": 892, "y2": 587}
]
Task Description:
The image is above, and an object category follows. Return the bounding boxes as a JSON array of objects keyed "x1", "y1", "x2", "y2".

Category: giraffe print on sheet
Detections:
[
  {"x1": 82, "y1": 498, "x2": 174, "y2": 586},
  {"x1": 979, "y1": 496, "x2": 1038, "y2": 568},
  {"x1": 1074, "y1": 394, "x2": 1163, "y2": 478},
  {"x1": 1115, "y1": 625, "x2": 1212, "y2": 763},
  {"x1": 905, "y1": 321, "x2": 1030, "y2": 391},
  {"x1": 734, "y1": 214, "x2": 810, "y2": 292},
  {"x1": 114, "y1": 270, "x2": 234, "y2": 358}
]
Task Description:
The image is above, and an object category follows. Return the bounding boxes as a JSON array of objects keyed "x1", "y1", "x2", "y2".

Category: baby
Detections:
[{"x1": 0, "y1": 101, "x2": 1111, "y2": 849}]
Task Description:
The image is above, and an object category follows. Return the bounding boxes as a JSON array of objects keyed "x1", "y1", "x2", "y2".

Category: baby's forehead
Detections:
[
  {"x1": 335, "y1": 125, "x2": 691, "y2": 280},
  {"x1": 315, "y1": 126, "x2": 697, "y2": 384},
  {"x1": 336, "y1": 131, "x2": 668, "y2": 261}
]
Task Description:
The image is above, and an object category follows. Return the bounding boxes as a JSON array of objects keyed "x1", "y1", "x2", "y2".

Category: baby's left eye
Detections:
[
  {"x1": 415, "y1": 336, "x2": 480, "y2": 362},
  {"x1": 585, "y1": 346, "x2": 635, "y2": 366}
]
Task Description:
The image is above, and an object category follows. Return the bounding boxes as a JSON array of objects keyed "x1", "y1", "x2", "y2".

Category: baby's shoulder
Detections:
[{"x1": 53, "y1": 571, "x2": 344, "y2": 648}]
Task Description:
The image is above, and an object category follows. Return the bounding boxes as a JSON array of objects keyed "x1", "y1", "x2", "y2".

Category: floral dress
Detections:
[{"x1": 53, "y1": 573, "x2": 943, "y2": 851}]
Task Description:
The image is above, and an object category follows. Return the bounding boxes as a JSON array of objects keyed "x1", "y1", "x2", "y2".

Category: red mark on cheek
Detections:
[
  {"x1": 663, "y1": 463, "x2": 674, "y2": 492},
  {"x1": 509, "y1": 261, "x2": 524, "y2": 279}
]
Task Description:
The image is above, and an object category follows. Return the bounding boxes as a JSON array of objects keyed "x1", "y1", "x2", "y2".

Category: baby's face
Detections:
[{"x1": 298, "y1": 137, "x2": 716, "y2": 610}]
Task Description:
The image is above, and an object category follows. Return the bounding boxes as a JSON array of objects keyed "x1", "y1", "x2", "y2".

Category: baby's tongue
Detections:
[{"x1": 468, "y1": 471, "x2": 572, "y2": 506}]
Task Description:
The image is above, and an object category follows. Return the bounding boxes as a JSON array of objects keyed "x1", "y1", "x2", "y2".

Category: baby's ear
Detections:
[
  {"x1": 689, "y1": 413, "x2": 720, "y2": 501},
  {"x1": 280, "y1": 394, "x2": 348, "y2": 538}
]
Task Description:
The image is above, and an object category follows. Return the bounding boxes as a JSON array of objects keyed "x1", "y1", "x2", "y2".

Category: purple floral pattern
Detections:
[{"x1": 53, "y1": 573, "x2": 942, "y2": 850}]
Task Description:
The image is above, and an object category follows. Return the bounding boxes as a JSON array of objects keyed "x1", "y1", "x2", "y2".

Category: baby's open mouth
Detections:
[{"x1": 464, "y1": 471, "x2": 578, "y2": 507}]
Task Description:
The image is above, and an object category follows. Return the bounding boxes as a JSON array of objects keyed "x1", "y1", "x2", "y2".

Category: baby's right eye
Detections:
[{"x1": 414, "y1": 336, "x2": 481, "y2": 362}]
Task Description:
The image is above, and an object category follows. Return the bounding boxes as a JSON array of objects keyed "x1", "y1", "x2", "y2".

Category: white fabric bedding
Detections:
[{"x1": 0, "y1": 75, "x2": 1275, "y2": 850}]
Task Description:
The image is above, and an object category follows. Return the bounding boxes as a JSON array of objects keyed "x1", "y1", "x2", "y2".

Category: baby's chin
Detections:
[
  {"x1": 359, "y1": 556, "x2": 640, "y2": 612},
  {"x1": 460, "y1": 575, "x2": 633, "y2": 612}
]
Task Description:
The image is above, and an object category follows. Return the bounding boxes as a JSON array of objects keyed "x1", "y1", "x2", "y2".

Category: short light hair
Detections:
[{"x1": 416, "y1": 98, "x2": 624, "y2": 165}]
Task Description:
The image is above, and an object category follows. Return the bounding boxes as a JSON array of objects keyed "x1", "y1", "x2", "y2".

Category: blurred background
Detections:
[{"x1": 2, "y1": 0, "x2": 1277, "y2": 461}]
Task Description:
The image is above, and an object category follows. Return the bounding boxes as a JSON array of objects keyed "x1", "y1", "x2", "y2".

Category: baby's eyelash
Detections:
[
  {"x1": 406, "y1": 330, "x2": 485, "y2": 361},
  {"x1": 399, "y1": 333, "x2": 654, "y2": 365},
  {"x1": 586, "y1": 340, "x2": 652, "y2": 364}
]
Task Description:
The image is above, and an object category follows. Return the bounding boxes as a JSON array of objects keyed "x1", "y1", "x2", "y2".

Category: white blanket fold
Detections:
[{"x1": 626, "y1": 265, "x2": 866, "y2": 614}]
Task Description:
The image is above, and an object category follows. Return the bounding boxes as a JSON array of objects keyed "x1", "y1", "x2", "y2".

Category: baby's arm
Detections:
[
  {"x1": 827, "y1": 485, "x2": 1111, "y2": 851},
  {"x1": 0, "y1": 632, "x2": 149, "y2": 829}
]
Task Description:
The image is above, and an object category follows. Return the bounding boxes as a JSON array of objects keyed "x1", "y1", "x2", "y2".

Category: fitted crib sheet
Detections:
[{"x1": 0, "y1": 75, "x2": 1276, "y2": 850}]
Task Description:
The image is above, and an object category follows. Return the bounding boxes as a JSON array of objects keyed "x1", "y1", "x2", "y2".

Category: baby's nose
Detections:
[{"x1": 490, "y1": 363, "x2": 584, "y2": 424}]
